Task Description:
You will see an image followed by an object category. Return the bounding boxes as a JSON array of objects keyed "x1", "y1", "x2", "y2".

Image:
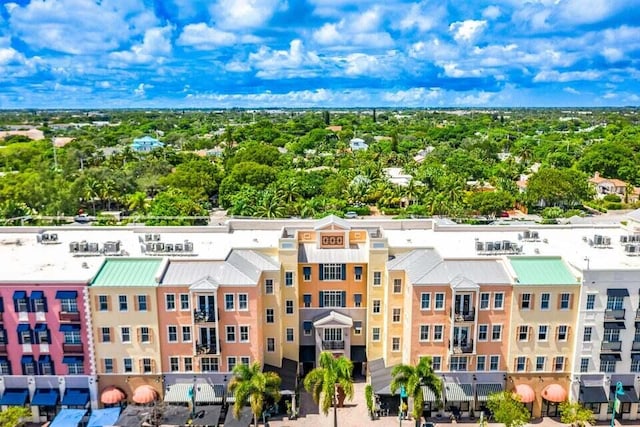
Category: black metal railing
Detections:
[
  {"x1": 194, "y1": 308, "x2": 217, "y2": 323},
  {"x1": 451, "y1": 339, "x2": 474, "y2": 354},
  {"x1": 322, "y1": 340, "x2": 345, "y2": 350},
  {"x1": 601, "y1": 341, "x2": 622, "y2": 351},
  {"x1": 451, "y1": 308, "x2": 475, "y2": 322},
  {"x1": 196, "y1": 341, "x2": 218, "y2": 355},
  {"x1": 604, "y1": 309, "x2": 626, "y2": 320}
]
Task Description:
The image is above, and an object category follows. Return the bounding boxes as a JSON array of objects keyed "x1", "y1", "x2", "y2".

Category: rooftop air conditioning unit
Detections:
[
  {"x1": 146, "y1": 242, "x2": 154, "y2": 253},
  {"x1": 89, "y1": 242, "x2": 99, "y2": 252},
  {"x1": 145, "y1": 233, "x2": 153, "y2": 241},
  {"x1": 79, "y1": 241, "x2": 89, "y2": 252},
  {"x1": 165, "y1": 244, "x2": 174, "y2": 252},
  {"x1": 175, "y1": 243, "x2": 184, "y2": 252},
  {"x1": 69, "y1": 242, "x2": 79, "y2": 253},
  {"x1": 153, "y1": 243, "x2": 164, "y2": 252},
  {"x1": 153, "y1": 234, "x2": 161, "y2": 241},
  {"x1": 184, "y1": 241, "x2": 194, "y2": 252}
]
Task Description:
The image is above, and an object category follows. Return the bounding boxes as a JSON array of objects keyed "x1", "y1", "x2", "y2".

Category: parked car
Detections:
[{"x1": 344, "y1": 211, "x2": 358, "y2": 219}]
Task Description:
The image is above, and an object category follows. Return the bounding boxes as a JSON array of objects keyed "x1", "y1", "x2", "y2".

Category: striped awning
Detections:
[
  {"x1": 476, "y1": 383, "x2": 504, "y2": 401},
  {"x1": 164, "y1": 384, "x2": 192, "y2": 403},
  {"x1": 226, "y1": 387, "x2": 236, "y2": 403},
  {"x1": 444, "y1": 383, "x2": 473, "y2": 402},
  {"x1": 195, "y1": 384, "x2": 219, "y2": 404},
  {"x1": 421, "y1": 386, "x2": 438, "y2": 402}
]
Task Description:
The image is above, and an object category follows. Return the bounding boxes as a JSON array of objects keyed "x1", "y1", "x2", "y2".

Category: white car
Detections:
[{"x1": 344, "y1": 211, "x2": 358, "y2": 219}]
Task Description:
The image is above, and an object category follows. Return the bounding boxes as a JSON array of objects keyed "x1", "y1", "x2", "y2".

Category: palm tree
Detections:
[
  {"x1": 303, "y1": 351, "x2": 354, "y2": 427},
  {"x1": 228, "y1": 362, "x2": 281, "y2": 427},
  {"x1": 390, "y1": 356, "x2": 442, "y2": 424}
]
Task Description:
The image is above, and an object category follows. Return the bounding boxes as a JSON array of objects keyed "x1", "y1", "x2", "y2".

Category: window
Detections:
[
  {"x1": 518, "y1": 325, "x2": 529, "y2": 341},
  {"x1": 516, "y1": 356, "x2": 527, "y2": 372},
  {"x1": 419, "y1": 325, "x2": 430, "y2": 341},
  {"x1": 554, "y1": 356, "x2": 565, "y2": 371},
  {"x1": 0, "y1": 359, "x2": 10, "y2": 375},
  {"x1": 180, "y1": 294, "x2": 190, "y2": 310},
  {"x1": 538, "y1": 325, "x2": 548, "y2": 341},
  {"x1": 170, "y1": 357, "x2": 180, "y2": 372},
  {"x1": 450, "y1": 356, "x2": 467, "y2": 371},
  {"x1": 493, "y1": 293, "x2": 504, "y2": 309},
  {"x1": 540, "y1": 293, "x2": 550, "y2": 310},
  {"x1": 583, "y1": 326, "x2": 592, "y2": 342},
  {"x1": 492, "y1": 325, "x2": 502, "y2": 341},
  {"x1": 240, "y1": 326, "x2": 249, "y2": 343},
  {"x1": 393, "y1": 279, "x2": 402, "y2": 293},
  {"x1": 228, "y1": 357, "x2": 237, "y2": 372},
  {"x1": 580, "y1": 358, "x2": 590, "y2": 373},
  {"x1": 61, "y1": 298, "x2": 78, "y2": 313},
  {"x1": 138, "y1": 295, "x2": 148, "y2": 311},
  {"x1": 392, "y1": 308, "x2": 401, "y2": 323},
  {"x1": 434, "y1": 293, "x2": 445, "y2": 310},
  {"x1": 372, "y1": 328, "x2": 380, "y2": 341},
  {"x1": 373, "y1": 271, "x2": 382, "y2": 286},
  {"x1": 182, "y1": 326, "x2": 192, "y2": 342},
  {"x1": 632, "y1": 358, "x2": 640, "y2": 373},
  {"x1": 354, "y1": 322, "x2": 362, "y2": 335},
  {"x1": 303, "y1": 267, "x2": 311, "y2": 281},
  {"x1": 123, "y1": 358, "x2": 133, "y2": 373},
  {"x1": 238, "y1": 294, "x2": 248, "y2": 311},
  {"x1": 478, "y1": 325, "x2": 488, "y2": 341},
  {"x1": 226, "y1": 326, "x2": 236, "y2": 342},
  {"x1": 286, "y1": 328, "x2": 294, "y2": 342},
  {"x1": 392, "y1": 337, "x2": 400, "y2": 352},
  {"x1": 322, "y1": 291, "x2": 344, "y2": 308},
  {"x1": 432, "y1": 356, "x2": 442, "y2": 371},
  {"x1": 121, "y1": 327, "x2": 131, "y2": 343},
  {"x1": 63, "y1": 330, "x2": 81, "y2": 344},
  {"x1": 36, "y1": 327, "x2": 50, "y2": 344},
  {"x1": 586, "y1": 294, "x2": 596, "y2": 310},
  {"x1": 433, "y1": 325, "x2": 443, "y2": 341},
  {"x1": 104, "y1": 358, "x2": 113, "y2": 374},
  {"x1": 560, "y1": 293, "x2": 570, "y2": 309},
  {"x1": 286, "y1": 300, "x2": 294, "y2": 314},
  {"x1": 266, "y1": 308, "x2": 274, "y2": 323},
  {"x1": 420, "y1": 293, "x2": 431, "y2": 310},
  {"x1": 557, "y1": 325, "x2": 568, "y2": 341},
  {"x1": 265, "y1": 279, "x2": 274, "y2": 294},
  {"x1": 285, "y1": 271, "x2": 294, "y2": 287},
  {"x1": 18, "y1": 326, "x2": 32, "y2": 344},
  {"x1": 373, "y1": 300, "x2": 381, "y2": 314},
  {"x1": 22, "y1": 357, "x2": 36, "y2": 375},
  {"x1": 354, "y1": 266, "x2": 362, "y2": 281},
  {"x1": 480, "y1": 293, "x2": 490, "y2": 310},
  {"x1": 168, "y1": 326, "x2": 178, "y2": 343},
  {"x1": 119, "y1": 295, "x2": 128, "y2": 311},
  {"x1": 267, "y1": 337, "x2": 275, "y2": 352},
  {"x1": 225, "y1": 294, "x2": 235, "y2": 311},
  {"x1": 322, "y1": 264, "x2": 345, "y2": 281},
  {"x1": 241, "y1": 356, "x2": 250, "y2": 366},
  {"x1": 303, "y1": 294, "x2": 312, "y2": 308},
  {"x1": 101, "y1": 327, "x2": 111, "y2": 343},
  {"x1": 184, "y1": 357, "x2": 193, "y2": 372},
  {"x1": 15, "y1": 294, "x2": 29, "y2": 312},
  {"x1": 324, "y1": 328, "x2": 342, "y2": 342},
  {"x1": 140, "y1": 327, "x2": 150, "y2": 343},
  {"x1": 142, "y1": 358, "x2": 152, "y2": 373},
  {"x1": 489, "y1": 356, "x2": 500, "y2": 371},
  {"x1": 166, "y1": 294, "x2": 176, "y2": 311},
  {"x1": 476, "y1": 355, "x2": 486, "y2": 371},
  {"x1": 536, "y1": 356, "x2": 545, "y2": 371},
  {"x1": 201, "y1": 357, "x2": 219, "y2": 372},
  {"x1": 521, "y1": 293, "x2": 531, "y2": 309},
  {"x1": 354, "y1": 294, "x2": 362, "y2": 307},
  {"x1": 607, "y1": 296, "x2": 624, "y2": 310}
]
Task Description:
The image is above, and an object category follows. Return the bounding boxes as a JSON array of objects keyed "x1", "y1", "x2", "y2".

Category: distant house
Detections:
[
  {"x1": 589, "y1": 172, "x2": 631, "y2": 199},
  {"x1": 326, "y1": 125, "x2": 342, "y2": 132},
  {"x1": 349, "y1": 138, "x2": 368, "y2": 151},
  {"x1": 131, "y1": 136, "x2": 164, "y2": 152},
  {"x1": 384, "y1": 168, "x2": 413, "y2": 187}
]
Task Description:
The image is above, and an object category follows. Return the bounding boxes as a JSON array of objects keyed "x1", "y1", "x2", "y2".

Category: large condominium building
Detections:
[{"x1": 2, "y1": 212, "x2": 640, "y2": 423}]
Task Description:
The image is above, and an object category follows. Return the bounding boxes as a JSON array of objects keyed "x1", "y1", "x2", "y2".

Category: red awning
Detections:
[
  {"x1": 132, "y1": 385, "x2": 158, "y2": 404},
  {"x1": 542, "y1": 383, "x2": 567, "y2": 403},
  {"x1": 514, "y1": 384, "x2": 535, "y2": 403},
  {"x1": 100, "y1": 386, "x2": 126, "y2": 405}
]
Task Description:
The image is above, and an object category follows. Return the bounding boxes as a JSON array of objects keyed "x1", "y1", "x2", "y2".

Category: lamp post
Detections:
[{"x1": 611, "y1": 381, "x2": 624, "y2": 427}]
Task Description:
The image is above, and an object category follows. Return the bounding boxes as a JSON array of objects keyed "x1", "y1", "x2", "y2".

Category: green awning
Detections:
[
  {"x1": 444, "y1": 383, "x2": 473, "y2": 402},
  {"x1": 476, "y1": 383, "x2": 504, "y2": 401}
]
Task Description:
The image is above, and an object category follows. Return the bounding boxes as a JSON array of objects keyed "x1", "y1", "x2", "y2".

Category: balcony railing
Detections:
[
  {"x1": 451, "y1": 308, "x2": 475, "y2": 322},
  {"x1": 632, "y1": 341, "x2": 640, "y2": 351},
  {"x1": 451, "y1": 339, "x2": 474, "y2": 354},
  {"x1": 601, "y1": 341, "x2": 622, "y2": 351},
  {"x1": 59, "y1": 311, "x2": 81, "y2": 322},
  {"x1": 194, "y1": 309, "x2": 217, "y2": 323},
  {"x1": 196, "y1": 342, "x2": 218, "y2": 355},
  {"x1": 62, "y1": 343, "x2": 83, "y2": 353},
  {"x1": 322, "y1": 340, "x2": 345, "y2": 350},
  {"x1": 0, "y1": 343, "x2": 7, "y2": 354},
  {"x1": 604, "y1": 309, "x2": 626, "y2": 320}
]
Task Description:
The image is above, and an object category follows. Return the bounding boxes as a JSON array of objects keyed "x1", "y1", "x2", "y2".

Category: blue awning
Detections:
[
  {"x1": 34, "y1": 323, "x2": 48, "y2": 332},
  {"x1": 30, "y1": 291, "x2": 44, "y2": 299},
  {"x1": 13, "y1": 291, "x2": 26, "y2": 300},
  {"x1": 32, "y1": 388, "x2": 60, "y2": 406},
  {"x1": 21, "y1": 355, "x2": 35, "y2": 364},
  {"x1": 0, "y1": 297, "x2": 4, "y2": 312},
  {"x1": 87, "y1": 407, "x2": 121, "y2": 427},
  {"x1": 0, "y1": 389, "x2": 29, "y2": 405},
  {"x1": 303, "y1": 294, "x2": 311, "y2": 303},
  {"x1": 50, "y1": 409, "x2": 87, "y2": 427},
  {"x1": 303, "y1": 266, "x2": 311, "y2": 275},
  {"x1": 17, "y1": 324, "x2": 30, "y2": 332},
  {"x1": 56, "y1": 290, "x2": 78, "y2": 299},
  {"x1": 354, "y1": 294, "x2": 362, "y2": 304},
  {"x1": 60, "y1": 324, "x2": 81, "y2": 332},
  {"x1": 62, "y1": 389, "x2": 90, "y2": 407},
  {"x1": 39, "y1": 354, "x2": 52, "y2": 363},
  {"x1": 303, "y1": 321, "x2": 313, "y2": 331},
  {"x1": 355, "y1": 266, "x2": 363, "y2": 275},
  {"x1": 63, "y1": 356, "x2": 84, "y2": 364}
]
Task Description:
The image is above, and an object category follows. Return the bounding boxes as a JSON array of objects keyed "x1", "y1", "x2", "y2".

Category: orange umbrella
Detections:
[
  {"x1": 541, "y1": 384, "x2": 567, "y2": 403},
  {"x1": 514, "y1": 384, "x2": 535, "y2": 403},
  {"x1": 132, "y1": 385, "x2": 158, "y2": 404},
  {"x1": 100, "y1": 386, "x2": 126, "y2": 405}
]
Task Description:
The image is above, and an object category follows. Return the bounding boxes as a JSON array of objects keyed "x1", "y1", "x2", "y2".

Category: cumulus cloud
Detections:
[
  {"x1": 110, "y1": 26, "x2": 173, "y2": 65},
  {"x1": 210, "y1": 0, "x2": 285, "y2": 30},
  {"x1": 382, "y1": 87, "x2": 442, "y2": 104},
  {"x1": 449, "y1": 20, "x2": 487, "y2": 43},
  {"x1": 134, "y1": 83, "x2": 153, "y2": 96},
  {"x1": 312, "y1": 6, "x2": 394, "y2": 49},
  {"x1": 177, "y1": 23, "x2": 237, "y2": 49},
  {"x1": 398, "y1": 2, "x2": 445, "y2": 32},
  {"x1": 249, "y1": 39, "x2": 322, "y2": 78},
  {"x1": 482, "y1": 5, "x2": 501, "y2": 20},
  {"x1": 454, "y1": 91, "x2": 493, "y2": 106},
  {"x1": 533, "y1": 69, "x2": 602, "y2": 82}
]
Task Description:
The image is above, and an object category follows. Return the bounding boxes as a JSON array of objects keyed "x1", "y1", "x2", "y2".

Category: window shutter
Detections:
[
  {"x1": 94, "y1": 295, "x2": 99, "y2": 310},
  {"x1": 557, "y1": 296, "x2": 562, "y2": 310},
  {"x1": 151, "y1": 359, "x2": 156, "y2": 373},
  {"x1": 106, "y1": 295, "x2": 111, "y2": 311},
  {"x1": 100, "y1": 359, "x2": 105, "y2": 372},
  {"x1": 341, "y1": 264, "x2": 346, "y2": 280},
  {"x1": 341, "y1": 291, "x2": 346, "y2": 307},
  {"x1": 42, "y1": 297, "x2": 48, "y2": 312},
  {"x1": 146, "y1": 294, "x2": 151, "y2": 311},
  {"x1": 519, "y1": 293, "x2": 523, "y2": 307},
  {"x1": 319, "y1": 291, "x2": 324, "y2": 308},
  {"x1": 528, "y1": 326, "x2": 533, "y2": 341},
  {"x1": 149, "y1": 329, "x2": 154, "y2": 344},
  {"x1": 134, "y1": 296, "x2": 139, "y2": 311},
  {"x1": 139, "y1": 359, "x2": 143, "y2": 373},
  {"x1": 112, "y1": 358, "x2": 117, "y2": 373},
  {"x1": 319, "y1": 265, "x2": 324, "y2": 281},
  {"x1": 569, "y1": 294, "x2": 574, "y2": 309},
  {"x1": 513, "y1": 358, "x2": 517, "y2": 371},
  {"x1": 530, "y1": 294, "x2": 535, "y2": 308}
]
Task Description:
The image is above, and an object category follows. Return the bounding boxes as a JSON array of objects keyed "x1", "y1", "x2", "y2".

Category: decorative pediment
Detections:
[
  {"x1": 313, "y1": 215, "x2": 351, "y2": 231},
  {"x1": 189, "y1": 276, "x2": 220, "y2": 291},
  {"x1": 450, "y1": 274, "x2": 479, "y2": 290},
  {"x1": 313, "y1": 310, "x2": 353, "y2": 328}
]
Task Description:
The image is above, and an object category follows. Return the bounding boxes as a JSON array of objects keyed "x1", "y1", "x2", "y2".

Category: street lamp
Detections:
[{"x1": 611, "y1": 381, "x2": 624, "y2": 427}]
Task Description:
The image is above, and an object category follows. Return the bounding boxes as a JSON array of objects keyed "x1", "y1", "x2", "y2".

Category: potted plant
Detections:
[
  {"x1": 286, "y1": 401, "x2": 295, "y2": 420},
  {"x1": 365, "y1": 385, "x2": 375, "y2": 420}
]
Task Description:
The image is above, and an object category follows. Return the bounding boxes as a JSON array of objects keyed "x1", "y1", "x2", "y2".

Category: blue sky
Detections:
[{"x1": 1, "y1": 0, "x2": 639, "y2": 108}]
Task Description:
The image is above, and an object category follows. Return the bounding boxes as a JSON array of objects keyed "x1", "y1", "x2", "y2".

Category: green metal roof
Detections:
[
  {"x1": 509, "y1": 257, "x2": 577, "y2": 285},
  {"x1": 91, "y1": 259, "x2": 162, "y2": 287}
]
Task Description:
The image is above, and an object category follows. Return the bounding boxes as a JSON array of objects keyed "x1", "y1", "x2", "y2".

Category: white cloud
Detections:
[
  {"x1": 249, "y1": 39, "x2": 322, "y2": 79},
  {"x1": 110, "y1": 26, "x2": 172, "y2": 65},
  {"x1": 312, "y1": 7, "x2": 394, "y2": 49},
  {"x1": 314, "y1": 23, "x2": 341, "y2": 45},
  {"x1": 382, "y1": 87, "x2": 442, "y2": 103},
  {"x1": 449, "y1": 20, "x2": 487, "y2": 43},
  {"x1": 441, "y1": 62, "x2": 482, "y2": 78},
  {"x1": 134, "y1": 83, "x2": 153, "y2": 97},
  {"x1": 408, "y1": 38, "x2": 458, "y2": 61},
  {"x1": 482, "y1": 5, "x2": 501, "y2": 20},
  {"x1": 454, "y1": 91, "x2": 493, "y2": 106},
  {"x1": 533, "y1": 69, "x2": 602, "y2": 82},
  {"x1": 563, "y1": 87, "x2": 580, "y2": 95},
  {"x1": 177, "y1": 23, "x2": 237, "y2": 49},
  {"x1": 343, "y1": 53, "x2": 381, "y2": 76},
  {"x1": 602, "y1": 47, "x2": 624, "y2": 63},
  {"x1": 225, "y1": 61, "x2": 251, "y2": 72},
  {"x1": 210, "y1": 0, "x2": 285, "y2": 30},
  {"x1": 398, "y1": 2, "x2": 444, "y2": 32}
]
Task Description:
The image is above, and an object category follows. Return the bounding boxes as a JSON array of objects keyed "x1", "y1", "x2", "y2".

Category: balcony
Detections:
[
  {"x1": 632, "y1": 341, "x2": 640, "y2": 351},
  {"x1": 194, "y1": 309, "x2": 217, "y2": 323},
  {"x1": 601, "y1": 341, "x2": 622, "y2": 351},
  {"x1": 0, "y1": 343, "x2": 7, "y2": 354},
  {"x1": 451, "y1": 308, "x2": 475, "y2": 322},
  {"x1": 62, "y1": 343, "x2": 83, "y2": 353},
  {"x1": 196, "y1": 342, "x2": 218, "y2": 355},
  {"x1": 451, "y1": 339, "x2": 474, "y2": 354},
  {"x1": 322, "y1": 341, "x2": 345, "y2": 350},
  {"x1": 59, "y1": 311, "x2": 81, "y2": 322},
  {"x1": 605, "y1": 309, "x2": 626, "y2": 320}
]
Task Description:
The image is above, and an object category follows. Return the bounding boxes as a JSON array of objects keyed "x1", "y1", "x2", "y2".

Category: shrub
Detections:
[
  {"x1": 603, "y1": 194, "x2": 621, "y2": 202},
  {"x1": 604, "y1": 202, "x2": 623, "y2": 210}
]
